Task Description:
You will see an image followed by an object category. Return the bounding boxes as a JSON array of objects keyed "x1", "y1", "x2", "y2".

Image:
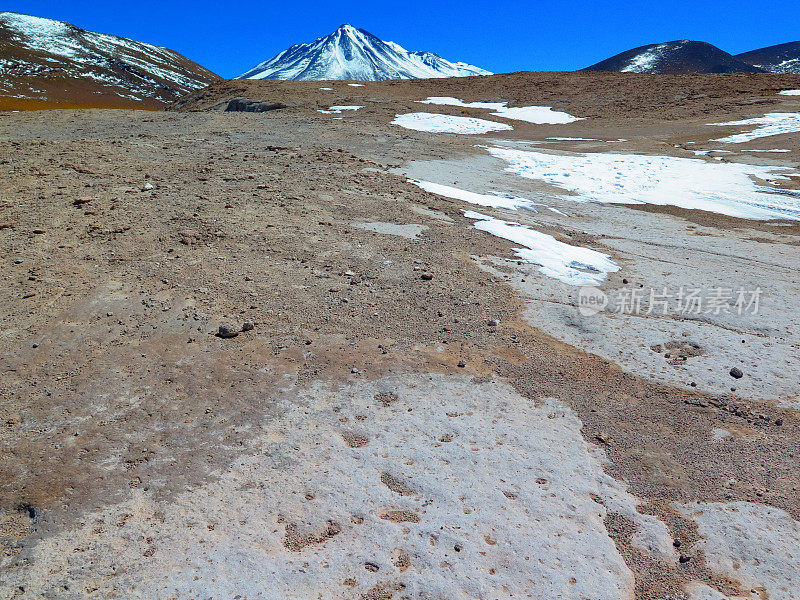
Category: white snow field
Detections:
[
  {"x1": 392, "y1": 113, "x2": 512, "y2": 134},
  {"x1": 419, "y1": 97, "x2": 584, "y2": 124},
  {"x1": 486, "y1": 147, "x2": 800, "y2": 221},
  {"x1": 711, "y1": 112, "x2": 800, "y2": 143},
  {"x1": 464, "y1": 210, "x2": 620, "y2": 285},
  {"x1": 317, "y1": 105, "x2": 363, "y2": 114}
]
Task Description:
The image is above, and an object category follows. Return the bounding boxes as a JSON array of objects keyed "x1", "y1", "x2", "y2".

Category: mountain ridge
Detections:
[
  {"x1": 584, "y1": 40, "x2": 766, "y2": 74},
  {"x1": 0, "y1": 11, "x2": 220, "y2": 109},
  {"x1": 736, "y1": 41, "x2": 800, "y2": 74}
]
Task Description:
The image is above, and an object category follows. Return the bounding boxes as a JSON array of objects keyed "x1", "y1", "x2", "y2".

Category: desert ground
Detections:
[{"x1": 1, "y1": 72, "x2": 800, "y2": 600}]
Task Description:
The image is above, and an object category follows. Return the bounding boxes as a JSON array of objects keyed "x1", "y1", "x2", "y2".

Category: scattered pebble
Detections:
[
  {"x1": 420, "y1": 273, "x2": 434, "y2": 281},
  {"x1": 242, "y1": 320, "x2": 255, "y2": 331},
  {"x1": 730, "y1": 367, "x2": 744, "y2": 379}
]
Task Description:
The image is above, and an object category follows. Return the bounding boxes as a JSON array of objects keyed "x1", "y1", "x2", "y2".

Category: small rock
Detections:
[
  {"x1": 487, "y1": 319, "x2": 500, "y2": 327},
  {"x1": 679, "y1": 555, "x2": 692, "y2": 564},
  {"x1": 142, "y1": 182, "x2": 155, "y2": 191},
  {"x1": 776, "y1": 418, "x2": 783, "y2": 426},
  {"x1": 32, "y1": 228, "x2": 46, "y2": 234},
  {"x1": 217, "y1": 324, "x2": 239, "y2": 338},
  {"x1": 729, "y1": 367, "x2": 744, "y2": 379},
  {"x1": 595, "y1": 431, "x2": 611, "y2": 444},
  {"x1": 242, "y1": 320, "x2": 255, "y2": 331},
  {"x1": 457, "y1": 360, "x2": 466, "y2": 368},
  {"x1": 420, "y1": 273, "x2": 434, "y2": 281}
]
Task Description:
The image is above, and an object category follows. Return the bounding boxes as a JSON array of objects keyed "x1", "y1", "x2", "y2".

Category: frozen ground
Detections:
[
  {"x1": 3, "y1": 72, "x2": 800, "y2": 600},
  {"x1": 677, "y1": 502, "x2": 800, "y2": 600},
  {"x1": 401, "y1": 148, "x2": 800, "y2": 403},
  {"x1": 2, "y1": 374, "x2": 674, "y2": 600}
]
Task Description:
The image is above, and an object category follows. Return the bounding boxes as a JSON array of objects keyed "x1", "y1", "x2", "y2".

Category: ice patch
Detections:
[
  {"x1": 353, "y1": 222, "x2": 427, "y2": 238},
  {"x1": 1, "y1": 374, "x2": 676, "y2": 600},
  {"x1": 409, "y1": 179, "x2": 569, "y2": 216},
  {"x1": 547, "y1": 137, "x2": 600, "y2": 141},
  {"x1": 464, "y1": 210, "x2": 620, "y2": 285},
  {"x1": 486, "y1": 146, "x2": 800, "y2": 221},
  {"x1": 418, "y1": 97, "x2": 584, "y2": 124},
  {"x1": 711, "y1": 113, "x2": 800, "y2": 143},
  {"x1": 347, "y1": 83, "x2": 364, "y2": 87},
  {"x1": 319, "y1": 87, "x2": 333, "y2": 90},
  {"x1": 778, "y1": 89, "x2": 800, "y2": 95},
  {"x1": 318, "y1": 105, "x2": 363, "y2": 114},
  {"x1": 676, "y1": 502, "x2": 800, "y2": 600},
  {"x1": 743, "y1": 149, "x2": 791, "y2": 153},
  {"x1": 408, "y1": 179, "x2": 537, "y2": 211},
  {"x1": 392, "y1": 112, "x2": 512, "y2": 134}
]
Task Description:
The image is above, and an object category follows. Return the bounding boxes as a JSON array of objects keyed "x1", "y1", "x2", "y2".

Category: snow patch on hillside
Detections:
[
  {"x1": 392, "y1": 113, "x2": 512, "y2": 134},
  {"x1": 418, "y1": 97, "x2": 584, "y2": 124},
  {"x1": 711, "y1": 113, "x2": 800, "y2": 143}
]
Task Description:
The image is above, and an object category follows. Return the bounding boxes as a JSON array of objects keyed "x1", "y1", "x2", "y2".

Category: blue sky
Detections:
[{"x1": 6, "y1": 0, "x2": 798, "y2": 77}]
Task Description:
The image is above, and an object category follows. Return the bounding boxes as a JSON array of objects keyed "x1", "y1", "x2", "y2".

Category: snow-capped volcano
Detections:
[
  {"x1": 584, "y1": 40, "x2": 764, "y2": 74},
  {"x1": 238, "y1": 24, "x2": 491, "y2": 81},
  {"x1": 0, "y1": 11, "x2": 220, "y2": 108}
]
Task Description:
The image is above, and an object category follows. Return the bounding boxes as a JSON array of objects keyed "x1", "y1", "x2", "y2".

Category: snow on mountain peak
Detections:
[
  {"x1": 0, "y1": 11, "x2": 220, "y2": 106},
  {"x1": 238, "y1": 25, "x2": 491, "y2": 81}
]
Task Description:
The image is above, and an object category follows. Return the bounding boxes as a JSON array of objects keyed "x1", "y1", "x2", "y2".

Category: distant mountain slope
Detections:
[
  {"x1": 736, "y1": 41, "x2": 800, "y2": 74},
  {"x1": 584, "y1": 40, "x2": 765, "y2": 74},
  {"x1": 238, "y1": 24, "x2": 491, "y2": 81},
  {"x1": 0, "y1": 11, "x2": 220, "y2": 109}
]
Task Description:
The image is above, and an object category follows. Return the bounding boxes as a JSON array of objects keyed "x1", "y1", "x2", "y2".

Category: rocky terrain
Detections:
[{"x1": 1, "y1": 71, "x2": 800, "y2": 599}]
